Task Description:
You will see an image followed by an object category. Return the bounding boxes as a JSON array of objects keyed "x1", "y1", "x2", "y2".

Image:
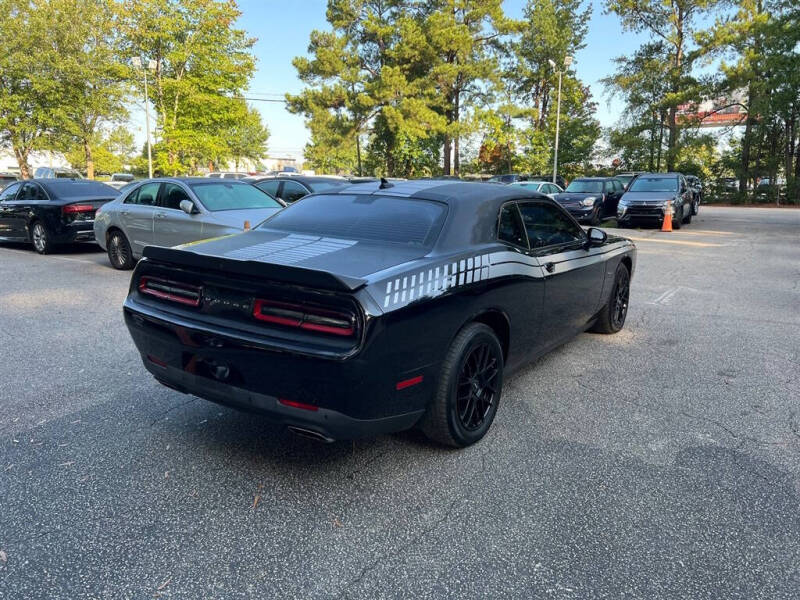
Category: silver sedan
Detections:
[{"x1": 94, "y1": 177, "x2": 285, "y2": 269}]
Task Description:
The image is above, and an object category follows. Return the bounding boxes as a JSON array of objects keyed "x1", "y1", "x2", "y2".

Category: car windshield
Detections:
[
  {"x1": 565, "y1": 180, "x2": 603, "y2": 193},
  {"x1": 258, "y1": 194, "x2": 447, "y2": 247},
  {"x1": 489, "y1": 175, "x2": 516, "y2": 183},
  {"x1": 628, "y1": 177, "x2": 678, "y2": 192},
  {"x1": 512, "y1": 181, "x2": 545, "y2": 189},
  {"x1": 42, "y1": 180, "x2": 115, "y2": 196},
  {"x1": 189, "y1": 182, "x2": 284, "y2": 211}
]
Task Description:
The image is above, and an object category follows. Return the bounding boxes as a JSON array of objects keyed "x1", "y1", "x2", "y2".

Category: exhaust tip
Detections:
[{"x1": 287, "y1": 426, "x2": 335, "y2": 443}]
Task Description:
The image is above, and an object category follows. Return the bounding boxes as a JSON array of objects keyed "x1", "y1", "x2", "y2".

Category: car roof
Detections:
[
  {"x1": 247, "y1": 175, "x2": 346, "y2": 185},
  {"x1": 570, "y1": 176, "x2": 617, "y2": 181}
]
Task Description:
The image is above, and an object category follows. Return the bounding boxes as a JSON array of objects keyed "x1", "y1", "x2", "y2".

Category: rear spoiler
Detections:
[{"x1": 142, "y1": 246, "x2": 367, "y2": 293}]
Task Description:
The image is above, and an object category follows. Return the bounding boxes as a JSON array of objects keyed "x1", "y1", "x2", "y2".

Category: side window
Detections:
[
  {"x1": 133, "y1": 182, "x2": 161, "y2": 206},
  {"x1": 161, "y1": 183, "x2": 191, "y2": 210},
  {"x1": 19, "y1": 183, "x2": 46, "y2": 200},
  {"x1": 0, "y1": 182, "x2": 21, "y2": 201},
  {"x1": 497, "y1": 204, "x2": 528, "y2": 248},
  {"x1": 281, "y1": 180, "x2": 308, "y2": 203},
  {"x1": 546, "y1": 184, "x2": 559, "y2": 194},
  {"x1": 518, "y1": 202, "x2": 585, "y2": 249},
  {"x1": 255, "y1": 180, "x2": 280, "y2": 198},
  {"x1": 614, "y1": 180, "x2": 624, "y2": 192}
]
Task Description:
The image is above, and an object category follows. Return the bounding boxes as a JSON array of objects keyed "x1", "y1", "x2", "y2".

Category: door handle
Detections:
[
  {"x1": 155, "y1": 212, "x2": 167, "y2": 219},
  {"x1": 544, "y1": 262, "x2": 556, "y2": 273},
  {"x1": 121, "y1": 210, "x2": 130, "y2": 216}
]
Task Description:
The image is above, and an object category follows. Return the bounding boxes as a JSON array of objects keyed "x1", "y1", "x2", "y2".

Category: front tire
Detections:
[
  {"x1": 590, "y1": 262, "x2": 630, "y2": 334},
  {"x1": 590, "y1": 205, "x2": 601, "y2": 226},
  {"x1": 672, "y1": 207, "x2": 682, "y2": 229},
  {"x1": 107, "y1": 230, "x2": 135, "y2": 270},
  {"x1": 421, "y1": 323, "x2": 504, "y2": 448},
  {"x1": 30, "y1": 221, "x2": 52, "y2": 254}
]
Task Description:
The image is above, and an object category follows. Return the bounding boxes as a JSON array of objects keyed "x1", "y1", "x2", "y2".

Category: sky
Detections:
[{"x1": 132, "y1": 1, "x2": 652, "y2": 162}]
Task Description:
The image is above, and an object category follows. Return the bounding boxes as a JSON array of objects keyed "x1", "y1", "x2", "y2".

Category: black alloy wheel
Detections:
[
  {"x1": 421, "y1": 323, "x2": 504, "y2": 447},
  {"x1": 456, "y1": 342, "x2": 501, "y2": 431},
  {"x1": 107, "y1": 230, "x2": 135, "y2": 270},
  {"x1": 590, "y1": 262, "x2": 630, "y2": 334},
  {"x1": 611, "y1": 267, "x2": 630, "y2": 330}
]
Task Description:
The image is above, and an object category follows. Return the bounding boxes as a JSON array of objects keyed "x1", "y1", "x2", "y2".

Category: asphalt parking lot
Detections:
[{"x1": 1, "y1": 206, "x2": 799, "y2": 599}]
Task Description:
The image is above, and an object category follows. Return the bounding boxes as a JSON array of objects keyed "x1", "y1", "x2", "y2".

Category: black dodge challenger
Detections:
[{"x1": 124, "y1": 180, "x2": 636, "y2": 447}]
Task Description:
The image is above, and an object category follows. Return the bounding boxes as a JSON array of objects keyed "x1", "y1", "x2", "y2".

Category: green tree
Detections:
[
  {"x1": 223, "y1": 103, "x2": 269, "y2": 171},
  {"x1": 50, "y1": 0, "x2": 130, "y2": 179},
  {"x1": 0, "y1": 1, "x2": 59, "y2": 178},
  {"x1": 421, "y1": 0, "x2": 511, "y2": 175},
  {"x1": 122, "y1": 0, "x2": 257, "y2": 175},
  {"x1": 65, "y1": 127, "x2": 137, "y2": 175},
  {"x1": 606, "y1": 0, "x2": 721, "y2": 170}
]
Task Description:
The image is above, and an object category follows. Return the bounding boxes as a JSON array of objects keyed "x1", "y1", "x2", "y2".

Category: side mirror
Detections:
[
  {"x1": 586, "y1": 227, "x2": 607, "y2": 248},
  {"x1": 179, "y1": 199, "x2": 196, "y2": 215}
]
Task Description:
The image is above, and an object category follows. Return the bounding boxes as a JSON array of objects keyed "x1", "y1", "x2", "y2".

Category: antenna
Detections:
[{"x1": 379, "y1": 177, "x2": 394, "y2": 189}]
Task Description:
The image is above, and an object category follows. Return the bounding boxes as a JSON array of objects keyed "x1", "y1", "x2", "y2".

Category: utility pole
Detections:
[
  {"x1": 132, "y1": 57, "x2": 157, "y2": 178},
  {"x1": 549, "y1": 55, "x2": 573, "y2": 185}
]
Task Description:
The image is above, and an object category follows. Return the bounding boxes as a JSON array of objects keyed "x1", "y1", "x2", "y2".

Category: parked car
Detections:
[
  {"x1": 94, "y1": 178, "x2": 285, "y2": 270},
  {"x1": 553, "y1": 177, "x2": 625, "y2": 225},
  {"x1": 530, "y1": 174, "x2": 567, "y2": 189},
  {"x1": 685, "y1": 175, "x2": 703, "y2": 214},
  {"x1": 122, "y1": 180, "x2": 636, "y2": 447},
  {"x1": 508, "y1": 180, "x2": 563, "y2": 199},
  {"x1": 615, "y1": 172, "x2": 644, "y2": 190},
  {"x1": 33, "y1": 166, "x2": 83, "y2": 179},
  {"x1": 0, "y1": 179, "x2": 117, "y2": 254},
  {"x1": 0, "y1": 172, "x2": 19, "y2": 190},
  {"x1": 721, "y1": 177, "x2": 739, "y2": 191},
  {"x1": 246, "y1": 175, "x2": 349, "y2": 204},
  {"x1": 106, "y1": 173, "x2": 136, "y2": 190},
  {"x1": 206, "y1": 172, "x2": 249, "y2": 180},
  {"x1": 617, "y1": 173, "x2": 694, "y2": 228},
  {"x1": 487, "y1": 174, "x2": 528, "y2": 184}
]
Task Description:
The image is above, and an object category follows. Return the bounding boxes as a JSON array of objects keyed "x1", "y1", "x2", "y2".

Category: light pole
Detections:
[
  {"x1": 548, "y1": 55, "x2": 572, "y2": 185},
  {"x1": 132, "y1": 57, "x2": 157, "y2": 178}
]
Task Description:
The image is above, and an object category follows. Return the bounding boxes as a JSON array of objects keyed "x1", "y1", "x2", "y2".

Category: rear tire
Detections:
[
  {"x1": 420, "y1": 323, "x2": 504, "y2": 448},
  {"x1": 590, "y1": 262, "x2": 630, "y2": 334},
  {"x1": 30, "y1": 221, "x2": 52, "y2": 255},
  {"x1": 107, "y1": 230, "x2": 135, "y2": 270}
]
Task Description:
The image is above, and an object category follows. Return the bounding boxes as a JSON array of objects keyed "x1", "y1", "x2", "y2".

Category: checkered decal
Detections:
[{"x1": 382, "y1": 254, "x2": 491, "y2": 308}]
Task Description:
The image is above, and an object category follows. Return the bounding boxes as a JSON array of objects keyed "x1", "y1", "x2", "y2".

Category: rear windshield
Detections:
[
  {"x1": 565, "y1": 180, "x2": 603, "y2": 193},
  {"x1": 628, "y1": 177, "x2": 678, "y2": 192},
  {"x1": 189, "y1": 182, "x2": 284, "y2": 211},
  {"x1": 42, "y1": 180, "x2": 116, "y2": 196},
  {"x1": 258, "y1": 194, "x2": 447, "y2": 247}
]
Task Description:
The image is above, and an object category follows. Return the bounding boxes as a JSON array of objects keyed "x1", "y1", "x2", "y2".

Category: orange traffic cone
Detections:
[{"x1": 661, "y1": 209, "x2": 672, "y2": 232}]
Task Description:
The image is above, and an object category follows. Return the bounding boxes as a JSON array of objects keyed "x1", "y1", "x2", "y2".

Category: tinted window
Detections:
[
  {"x1": 0, "y1": 182, "x2": 21, "y2": 201},
  {"x1": 281, "y1": 180, "x2": 309, "y2": 203},
  {"x1": 126, "y1": 182, "x2": 160, "y2": 206},
  {"x1": 498, "y1": 204, "x2": 527, "y2": 247},
  {"x1": 259, "y1": 194, "x2": 446, "y2": 247},
  {"x1": 254, "y1": 180, "x2": 280, "y2": 197},
  {"x1": 308, "y1": 181, "x2": 347, "y2": 193},
  {"x1": 188, "y1": 182, "x2": 283, "y2": 211},
  {"x1": 42, "y1": 180, "x2": 115, "y2": 197},
  {"x1": 19, "y1": 183, "x2": 47, "y2": 200},
  {"x1": 518, "y1": 202, "x2": 585, "y2": 248},
  {"x1": 161, "y1": 183, "x2": 191, "y2": 210},
  {"x1": 628, "y1": 176, "x2": 678, "y2": 192},
  {"x1": 565, "y1": 180, "x2": 603, "y2": 193}
]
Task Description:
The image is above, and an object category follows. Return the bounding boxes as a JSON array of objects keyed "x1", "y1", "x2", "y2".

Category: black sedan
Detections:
[
  {"x1": 616, "y1": 173, "x2": 695, "y2": 228},
  {"x1": 123, "y1": 181, "x2": 636, "y2": 447},
  {"x1": 245, "y1": 175, "x2": 350, "y2": 204},
  {"x1": 553, "y1": 177, "x2": 625, "y2": 225},
  {"x1": 0, "y1": 179, "x2": 117, "y2": 254}
]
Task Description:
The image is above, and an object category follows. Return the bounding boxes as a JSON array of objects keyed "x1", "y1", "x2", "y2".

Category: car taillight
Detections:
[
  {"x1": 62, "y1": 204, "x2": 95, "y2": 214},
  {"x1": 138, "y1": 277, "x2": 202, "y2": 307},
  {"x1": 252, "y1": 299, "x2": 355, "y2": 337}
]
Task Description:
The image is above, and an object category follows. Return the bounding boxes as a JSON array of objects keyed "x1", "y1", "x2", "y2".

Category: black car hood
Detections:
[
  {"x1": 621, "y1": 191, "x2": 675, "y2": 204},
  {"x1": 555, "y1": 192, "x2": 602, "y2": 204}
]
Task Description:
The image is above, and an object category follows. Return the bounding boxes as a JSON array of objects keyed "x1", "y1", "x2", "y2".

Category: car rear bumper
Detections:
[
  {"x1": 123, "y1": 301, "x2": 431, "y2": 440},
  {"x1": 52, "y1": 221, "x2": 98, "y2": 243}
]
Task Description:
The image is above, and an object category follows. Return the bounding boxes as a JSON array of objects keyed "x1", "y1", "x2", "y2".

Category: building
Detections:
[{"x1": 0, "y1": 149, "x2": 72, "y2": 176}]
